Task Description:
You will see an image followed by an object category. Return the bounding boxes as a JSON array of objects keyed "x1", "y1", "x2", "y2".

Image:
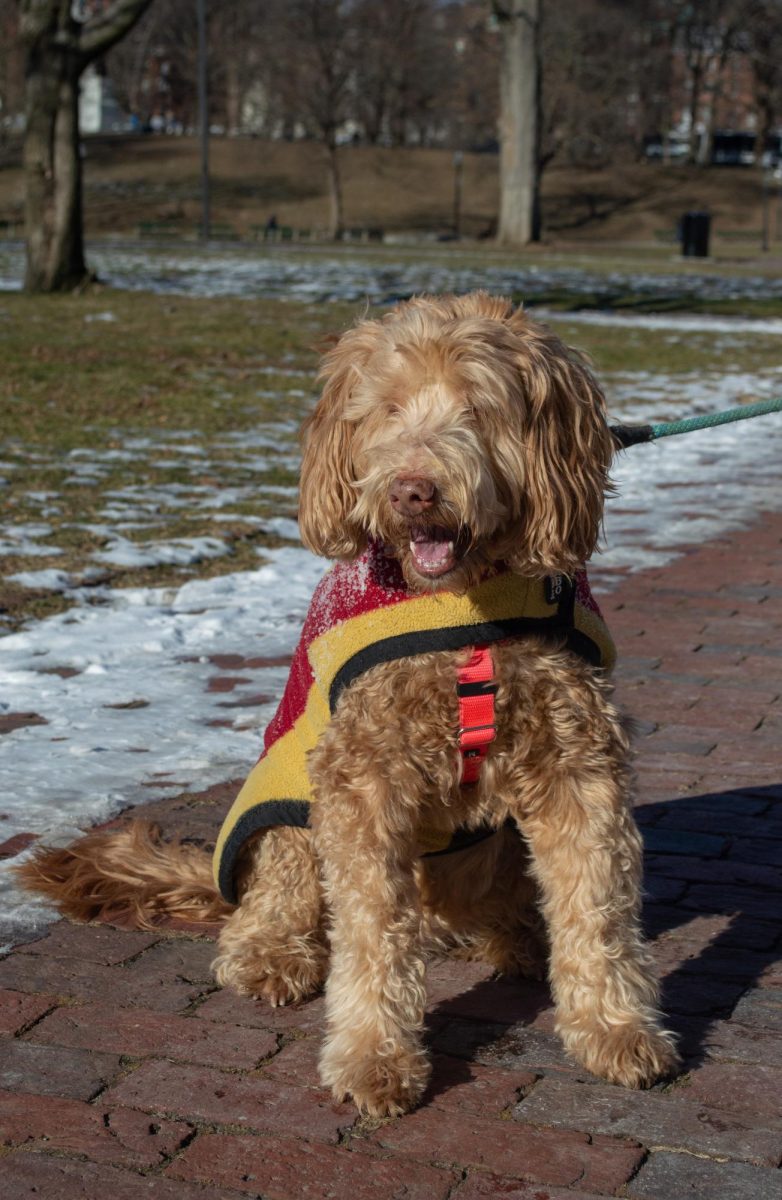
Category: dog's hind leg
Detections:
[
  {"x1": 420, "y1": 824, "x2": 547, "y2": 978},
  {"x1": 212, "y1": 826, "x2": 327, "y2": 1006}
]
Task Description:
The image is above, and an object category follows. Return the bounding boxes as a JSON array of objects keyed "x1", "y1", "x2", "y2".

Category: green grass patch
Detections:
[
  {"x1": 522, "y1": 285, "x2": 782, "y2": 320},
  {"x1": 0, "y1": 291, "x2": 357, "y2": 446},
  {"x1": 2, "y1": 288, "x2": 780, "y2": 631}
]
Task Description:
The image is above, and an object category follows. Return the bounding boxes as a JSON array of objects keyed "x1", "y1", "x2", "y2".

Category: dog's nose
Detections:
[{"x1": 389, "y1": 476, "x2": 436, "y2": 516}]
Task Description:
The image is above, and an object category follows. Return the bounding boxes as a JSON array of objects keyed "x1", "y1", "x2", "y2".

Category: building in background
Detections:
[{"x1": 79, "y1": 64, "x2": 131, "y2": 134}]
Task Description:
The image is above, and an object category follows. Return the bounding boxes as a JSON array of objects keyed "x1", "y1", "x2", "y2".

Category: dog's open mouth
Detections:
[{"x1": 409, "y1": 525, "x2": 460, "y2": 577}]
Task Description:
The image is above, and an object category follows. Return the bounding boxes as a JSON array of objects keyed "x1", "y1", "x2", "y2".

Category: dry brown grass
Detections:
[{"x1": 0, "y1": 135, "x2": 777, "y2": 245}]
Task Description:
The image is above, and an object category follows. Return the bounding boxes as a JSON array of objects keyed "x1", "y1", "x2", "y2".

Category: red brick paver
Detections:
[{"x1": 1, "y1": 513, "x2": 781, "y2": 1197}]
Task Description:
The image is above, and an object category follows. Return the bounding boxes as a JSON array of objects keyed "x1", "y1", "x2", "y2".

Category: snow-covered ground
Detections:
[
  {"x1": 3, "y1": 240, "x2": 782, "y2": 306},
  {"x1": 0, "y1": 424, "x2": 304, "y2": 605}
]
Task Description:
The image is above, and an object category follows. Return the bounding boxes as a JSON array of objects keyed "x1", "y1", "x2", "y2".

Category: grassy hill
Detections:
[{"x1": 0, "y1": 135, "x2": 778, "y2": 250}]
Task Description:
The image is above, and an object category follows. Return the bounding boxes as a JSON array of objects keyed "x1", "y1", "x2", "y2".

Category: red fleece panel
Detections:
[{"x1": 261, "y1": 545, "x2": 410, "y2": 757}]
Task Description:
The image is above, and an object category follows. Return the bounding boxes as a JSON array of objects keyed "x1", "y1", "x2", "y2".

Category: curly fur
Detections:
[{"x1": 19, "y1": 292, "x2": 679, "y2": 1115}]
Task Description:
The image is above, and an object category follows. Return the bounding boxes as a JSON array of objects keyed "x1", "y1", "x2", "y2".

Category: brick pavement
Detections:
[{"x1": 1, "y1": 513, "x2": 781, "y2": 1199}]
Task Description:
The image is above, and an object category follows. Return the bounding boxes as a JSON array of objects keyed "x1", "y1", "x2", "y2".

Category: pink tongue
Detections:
[{"x1": 412, "y1": 539, "x2": 452, "y2": 567}]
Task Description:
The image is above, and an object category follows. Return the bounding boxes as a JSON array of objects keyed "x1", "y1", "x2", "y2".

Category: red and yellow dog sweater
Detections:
[{"x1": 214, "y1": 542, "x2": 615, "y2": 903}]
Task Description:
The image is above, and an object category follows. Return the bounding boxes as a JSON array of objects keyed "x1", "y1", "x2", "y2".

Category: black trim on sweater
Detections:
[
  {"x1": 330, "y1": 614, "x2": 578, "y2": 710},
  {"x1": 329, "y1": 576, "x2": 579, "y2": 709},
  {"x1": 218, "y1": 803, "x2": 502, "y2": 904},
  {"x1": 565, "y1": 628, "x2": 602, "y2": 667},
  {"x1": 218, "y1": 800, "x2": 310, "y2": 904}
]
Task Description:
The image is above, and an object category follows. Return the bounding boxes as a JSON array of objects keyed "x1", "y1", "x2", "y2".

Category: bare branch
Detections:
[
  {"x1": 79, "y1": 0, "x2": 156, "y2": 63},
  {"x1": 17, "y1": 0, "x2": 68, "y2": 47}
]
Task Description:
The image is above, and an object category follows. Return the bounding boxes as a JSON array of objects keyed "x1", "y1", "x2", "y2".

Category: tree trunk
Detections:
[
  {"x1": 755, "y1": 93, "x2": 774, "y2": 170},
  {"x1": 496, "y1": 0, "x2": 540, "y2": 246},
  {"x1": 24, "y1": 50, "x2": 88, "y2": 292},
  {"x1": 225, "y1": 56, "x2": 241, "y2": 134},
  {"x1": 20, "y1": 0, "x2": 155, "y2": 294},
  {"x1": 687, "y1": 54, "x2": 704, "y2": 165},
  {"x1": 325, "y1": 139, "x2": 344, "y2": 240}
]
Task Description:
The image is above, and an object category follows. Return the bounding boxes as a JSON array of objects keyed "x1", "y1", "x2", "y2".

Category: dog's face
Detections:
[{"x1": 298, "y1": 292, "x2": 614, "y2": 591}]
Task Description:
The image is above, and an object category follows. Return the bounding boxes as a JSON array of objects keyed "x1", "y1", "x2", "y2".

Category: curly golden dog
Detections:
[{"x1": 21, "y1": 292, "x2": 679, "y2": 1116}]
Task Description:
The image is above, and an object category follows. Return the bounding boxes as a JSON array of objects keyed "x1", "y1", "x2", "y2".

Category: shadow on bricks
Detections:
[
  {"x1": 415, "y1": 780, "x2": 782, "y2": 1088},
  {"x1": 637, "y1": 781, "x2": 782, "y2": 1068},
  {"x1": 423, "y1": 974, "x2": 556, "y2": 1098}
]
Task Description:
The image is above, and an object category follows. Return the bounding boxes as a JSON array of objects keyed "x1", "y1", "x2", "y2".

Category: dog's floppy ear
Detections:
[
  {"x1": 507, "y1": 318, "x2": 614, "y2": 575},
  {"x1": 298, "y1": 321, "x2": 380, "y2": 559}
]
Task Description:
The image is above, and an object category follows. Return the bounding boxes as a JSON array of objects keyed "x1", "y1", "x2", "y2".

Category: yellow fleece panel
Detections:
[
  {"x1": 573, "y1": 603, "x2": 617, "y2": 673},
  {"x1": 307, "y1": 572, "x2": 539, "y2": 696}
]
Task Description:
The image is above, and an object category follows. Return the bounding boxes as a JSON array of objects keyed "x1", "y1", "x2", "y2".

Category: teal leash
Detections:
[{"x1": 610, "y1": 397, "x2": 782, "y2": 449}]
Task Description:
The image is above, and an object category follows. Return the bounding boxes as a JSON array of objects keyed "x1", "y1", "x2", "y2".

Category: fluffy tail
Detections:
[{"x1": 16, "y1": 822, "x2": 234, "y2": 929}]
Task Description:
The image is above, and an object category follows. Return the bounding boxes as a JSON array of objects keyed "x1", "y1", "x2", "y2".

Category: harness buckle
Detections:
[
  {"x1": 458, "y1": 723, "x2": 496, "y2": 738},
  {"x1": 457, "y1": 645, "x2": 497, "y2": 785}
]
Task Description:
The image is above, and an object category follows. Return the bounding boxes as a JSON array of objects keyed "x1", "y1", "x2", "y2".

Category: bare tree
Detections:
[
  {"x1": 0, "y1": 1, "x2": 24, "y2": 151},
  {"x1": 647, "y1": 0, "x2": 743, "y2": 163},
  {"x1": 494, "y1": 0, "x2": 540, "y2": 245},
  {"x1": 103, "y1": 1, "x2": 167, "y2": 126},
  {"x1": 538, "y1": 0, "x2": 640, "y2": 168},
  {"x1": 446, "y1": 2, "x2": 500, "y2": 151},
  {"x1": 352, "y1": 0, "x2": 451, "y2": 147},
  {"x1": 19, "y1": 0, "x2": 155, "y2": 292},
  {"x1": 629, "y1": 0, "x2": 678, "y2": 157},
  {"x1": 744, "y1": 0, "x2": 782, "y2": 165},
  {"x1": 263, "y1": 0, "x2": 356, "y2": 238}
]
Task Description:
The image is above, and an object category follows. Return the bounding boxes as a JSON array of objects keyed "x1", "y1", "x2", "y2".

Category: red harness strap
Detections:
[{"x1": 457, "y1": 645, "x2": 497, "y2": 785}]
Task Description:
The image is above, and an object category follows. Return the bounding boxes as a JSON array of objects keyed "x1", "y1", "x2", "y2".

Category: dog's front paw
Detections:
[
  {"x1": 320, "y1": 1041, "x2": 431, "y2": 1116},
  {"x1": 567, "y1": 1023, "x2": 681, "y2": 1089}
]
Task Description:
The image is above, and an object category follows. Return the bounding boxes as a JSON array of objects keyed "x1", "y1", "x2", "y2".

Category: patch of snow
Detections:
[
  {"x1": 5, "y1": 242, "x2": 782, "y2": 307},
  {"x1": 538, "y1": 309, "x2": 782, "y2": 336},
  {"x1": 208, "y1": 513, "x2": 265, "y2": 525},
  {"x1": 93, "y1": 535, "x2": 230, "y2": 568},
  {"x1": 0, "y1": 544, "x2": 63, "y2": 559},
  {"x1": 595, "y1": 372, "x2": 782, "y2": 588},
  {"x1": 0, "y1": 547, "x2": 328, "y2": 946},
  {"x1": 0, "y1": 524, "x2": 63, "y2": 559},
  {"x1": 6, "y1": 569, "x2": 74, "y2": 591},
  {"x1": 260, "y1": 516, "x2": 301, "y2": 541},
  {"x1": 4, "y1": 524, "x2": 53, "y2": 539}
]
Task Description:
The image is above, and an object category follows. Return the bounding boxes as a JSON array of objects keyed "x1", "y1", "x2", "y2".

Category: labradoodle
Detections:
[{"x1": 20, "y1": 292, "x2": 679, "y2": 1116}]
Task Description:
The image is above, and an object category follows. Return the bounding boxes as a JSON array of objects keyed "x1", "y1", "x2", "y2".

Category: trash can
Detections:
[{"x1": 680, "y1": 211, "x2": 711, "y2": 257}]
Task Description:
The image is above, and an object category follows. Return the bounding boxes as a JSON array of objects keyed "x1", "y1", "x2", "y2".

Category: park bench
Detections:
[
  {"x1": 137, "y1": 219, "x2": 186, "y2": 239},
  {"x1": 342, "y1": 226, "x2": 384, "y2": 243},
  {"x1": 204, "y1": 223, "x2": 241, "y2": 241},
  {"x1": 252, "y1": 225, "x2": 297, "y2": 242}
]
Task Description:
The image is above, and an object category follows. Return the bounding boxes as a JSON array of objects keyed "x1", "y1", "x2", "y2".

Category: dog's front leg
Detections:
[
  {"x1": 309, "y1": 771, "x2": 430, "y2": 1117},
  {"x1": 512, "y1": 763, "x2": 680, "y2": 1088}
]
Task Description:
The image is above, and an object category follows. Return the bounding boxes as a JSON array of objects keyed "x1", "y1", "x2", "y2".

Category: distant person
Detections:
[{"x1": 265, "y1": 215, "x2": 279, "y2": 233}]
